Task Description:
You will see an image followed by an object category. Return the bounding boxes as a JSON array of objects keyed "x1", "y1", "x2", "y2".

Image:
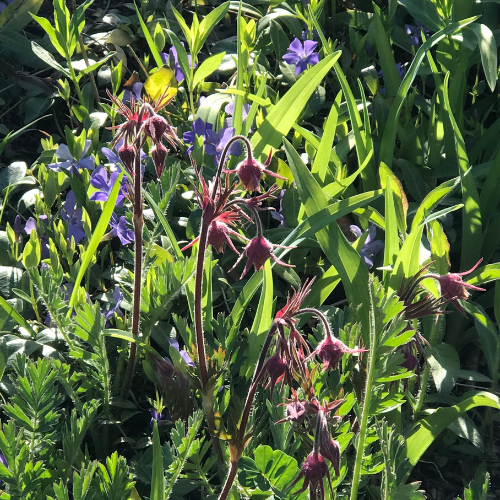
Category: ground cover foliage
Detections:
[{"x1": 0, "y1": 0, "x2": 500, "y2": 498}]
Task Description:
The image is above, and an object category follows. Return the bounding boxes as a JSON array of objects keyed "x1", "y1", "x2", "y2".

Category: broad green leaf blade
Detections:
[
  {"x1": 466, "y1": 263, "x2": 500, "y2": 287},
  {"x1": 405, "y1": 391, "x2": 500, "y2": 468},
  {"x1": 251, "y1": 51, "x2": 342, "y2": 160},
  {"x1": 68, "y1": 172, "x2": 124, "y2": 311},
  {"x1": 150, "y1": 421, "x2": 165, "y2": 500},
  {"x1": 379, "y1": 17, "x2": 478, "y2": 170},
  {"x1": 241, "y1": 260, "x2": 273, "y2": 379},
  {"x1": 442, "y1": 72, "x2": 482, "y2": 270},
  {"x1": 192, "y1": 52, "x2": 225, "y2": 89},
  {"x1": 372, "y1": 9, "x2": 401, "y2": 98},
  {"x1": 468, "y1": 24, "x2": 497, "y2": 92},
  {"x1": 31, "y1": 41, "x2": 70, "y2": 77},
  {"x1": 283, "y1": 139, "x2": 371, "y2": 342},
  {"x1": 135, "y1": 3, "x2": 164, "y2": 68},
  {"x1": 312, "y1": 91, "x2": 342, "y2": 183}
]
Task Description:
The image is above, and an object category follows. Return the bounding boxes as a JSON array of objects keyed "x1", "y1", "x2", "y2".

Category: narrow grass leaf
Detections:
[{"x1": 150, "y1": 421, "x2": 165, "y2": 500}]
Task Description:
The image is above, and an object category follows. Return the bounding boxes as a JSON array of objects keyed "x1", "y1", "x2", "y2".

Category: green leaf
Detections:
[
  {"x1": 283, "y1": 139, "x2": 371, "y2": 342},
  {"x1": 383, "y1": 176, "x2": 398, "y2": 285},
  {"x1": 372, "y1": 9, "x2": 401, "y2": 98},
  {"x1": 1, "y1": 0, "x2": 43, "y2": 33},
  {"x1": 442, "y1": 72, "x2": 482, "y2": 270},
  {"x1": 398, "y1": 0, "x2": 445, "y2": 32},
  {"x1": 379, "y1": 17, "x2": 478, "y2": 170},
  {"x1": 68, "y1": 172, "x2": 124, "y2": 312},
  {"x1": 192, "y1": 52, "x2": 225, "y2": 89},
  {"x1": 0, "y1": 295, "x2": 37, "y2": 337},
  {"x1": 150, "y1": 421, "x2": 165, "y2": 500},
  {"x1": 254, "y1": 445, "x2": 300, "y2": 491},
  {"x1": 468, "y1": 24, "x2": 497, "y2": 92},
  {"x1": 270, "y1": 20, "x2": 289, "y2": 59},
  {"x1": 251, "y1": 51, "x2": 342, "y2": 160},
  {"x1": 134, "y1": 3, "x2": 164, "y2": 67},
  {"x1": 405, "y1": 391, "x2": 500, "y2": 468},
  {"x1": 428, "y1": 220, "x2": 450, "y2": 275},
  {"x1": 165, "y1": 29, "x2": 191, "y2": 89},
  {"x1": 0, "y1": 161, "x2": 26, "y2": 192},
  {"x1": 196, "y1": 2, "x2": 230, "y2": 55},
  {"x1": 31, "y1": 41, "x2": 70, "y2": 77},
  {"x1": 241, "y1": 261, "x2": 273, "y2": 379},
  {"x1": 427, "y1": 343, "x2": 460, "y2": 394},
  {"x1": 465, "y1": 263, "x2": 500, "y2": 287},
  {"x1": 479, "y1": 147, "x2": 500, "y2": 225}
]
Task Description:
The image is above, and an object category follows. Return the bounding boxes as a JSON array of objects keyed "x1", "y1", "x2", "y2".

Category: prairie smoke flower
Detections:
[
  {"x1": 261, "y1": 354, "x2": 290, "y2": 395},
  {"x1": 229, "y1": 235, "x2": 294, "y2": 279},
  {"x1": 427, "y1": 259, "x2": 485, "y2": 315},
  {"x1": 283, "y1": 38, "x2": 320, "y2": 75},
  {"x1": 48, "y1": 140, "x2": 95, "y2": 174},
  {"x1": 61, "y1": 191, "x2": 86, "y2": 244},
  {"x1": 350, "y1": 224, "x2": 384, "y2": 269},
  {"x1": 308, "y1": 335, "x2": 366, "y2": 371},
  {"x1": 405, "y1": 20, "x2": 430, "y2": 46},
  {"x1": 288, "y1": 453, "x2": 332, "y2": 498},
  {"x1": 224, "y1": 150, "x2": 286, "y2": 192}
]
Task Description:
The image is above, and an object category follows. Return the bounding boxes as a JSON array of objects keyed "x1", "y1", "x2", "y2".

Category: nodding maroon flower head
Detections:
[
  {"x1": 225, "y1": 150, "x2": 286, "y2": 192},
  {"x1": 151, "y1": 143, "x2": 168, "y2": 178},
  {"x1": 275, "y1": 278, "x2": 315, "y2": 328},
  {"x1": 143, "y1": 113, "x2": 169, "y2": 143},
  {"x1": 308, "y1": 335, "x2": 366, "y2": 371},
  {"x1": 276, "y1": 389, "x2": 307, "y2": 424},
  {"x1": 207, "y1": 219, "x2": 239, "y2": 254},
  {"x1": 262, "y1": 354, "x2": 289, "y2": 394},
  {"x1": 118, "y1": 142, "x2": 136, "y2": 173},
  {"x1": 286, "y1": 453, "x2": 332, "y2": 499},
  {"x1": 428, "y1": 259, "x2": 485, "y2": 315},
  {"x1": 317, "y1": 412, "x2": 341, "y2": 476},
  {"x1": 229, "y1": 235, "x2": 294, "y2": 279}
]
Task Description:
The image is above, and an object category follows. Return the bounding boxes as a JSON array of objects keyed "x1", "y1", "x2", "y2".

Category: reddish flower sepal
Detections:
[
  {"x1": 229, "y1": 235, "x2": 294, "y2": 278},
  {"x1": 308, "y1": 335, "x2": 366, "y2": 371},
  {"x1": 225, "y1": 150, "x2": 286, "y2": 192},
  {"x1": 429, "y1": 259, "x2": 485, "y2": 315},
  {"x1": 286, "y1": 453, "x2": 333, "y2": 499}
]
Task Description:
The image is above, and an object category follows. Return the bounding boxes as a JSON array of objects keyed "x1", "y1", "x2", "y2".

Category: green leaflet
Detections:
[
  {"x1": 405, "y1": 391, "x2": 500, "y2": 468},
  {"x1": 150, "y1": 421, "x2": 165, "y2": 500}
]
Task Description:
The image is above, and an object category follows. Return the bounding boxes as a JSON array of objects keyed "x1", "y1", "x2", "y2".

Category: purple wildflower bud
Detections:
[
  {"x1": 13, "y1": 215, "x2": 23, "y2": 239},
  {"x1": 151, "y1": 142, "x2": 168, "y2": 178},
  {"x1": 24, "y1": 217, "x2": 37, "y2": 235},
  {"x1": 307, "y1": 336, "x2": 366, "y2": 371},
  {"x1": 118, "y1": 142, "x2": 136, "y2": 173},
  {"x1": 283, "y1": 38, "x2": 320, "y2": 75}
]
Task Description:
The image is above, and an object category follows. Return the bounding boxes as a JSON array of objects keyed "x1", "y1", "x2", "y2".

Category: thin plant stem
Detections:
[
  {"x1": 218, "y1": 324, "x2": 277, "y2": 500},
  {"x1": 122, "y1": 149, "x2": 144, "y2": 398},
  {"x1": 67, "y1": 58, "x2": 85, "y2": 107}
]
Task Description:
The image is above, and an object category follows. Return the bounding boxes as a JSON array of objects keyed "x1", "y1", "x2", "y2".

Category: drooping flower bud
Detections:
[
  {"x1": 151, "y1": 142, "x2": 168, "y2": 178},
  {"x1": 262, "y1": 354, "x2": 288, "y2": 394},
  {"x1": 286, "y1": 453, "x2": 332, "y2": 499},
  {"x1": 143, "y1": 113, "x2": 169, "y2": 143},
  {"x1": 207, "y1": 220, "x2": 239, "y2": 254},
  {"x1": 229, "y1": 235, "x2": 294, "y2": 278},
  {"x1": 225, "y1": 150, "x2": 286, "y2": 192},
  {"x1": 308, "y1": 335, "x2": 366, "y2": 371},
  {"x1": 118, "y1": 142, "x2": 136, "y2": 173}
]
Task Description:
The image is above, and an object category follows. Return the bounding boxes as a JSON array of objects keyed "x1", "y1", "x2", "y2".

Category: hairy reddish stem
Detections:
[
  {"x1": 219, "y1": 461, "x2": 238, "y2": 500},
  {"x1": 122, "y1": 151, "x2": 143, "y2": 398}
]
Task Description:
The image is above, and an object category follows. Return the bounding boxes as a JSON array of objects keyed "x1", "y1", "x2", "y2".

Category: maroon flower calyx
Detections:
[
  {"x1": 225, "y1": 150, "x2": 287, "y2": 192},
  {"x1": 275, "y1": 278, "x2": 316, "y2": 328},
  {"x1": 261, "y1": 354, "x2": 289, "y2": 395},
  {"x1": 286, "y1": 453, "x2": 332, "y2": 499},
  {"x1": 151, "y1": 142, "x2": 167, "y2": 178},
  {"x1": 229, "y1": 235, "x2": 294, "y2": 279},
  {"x1": 317, "y1": 410, "x2": 341, "y2": 476},
  {"x1": 118, "y1": 142, "x2": 136, "y2": 173},
  {"x1": 276, "y1": 389, "x2": 306, "y2": 424},
  {"x1": 308, "y1": 335, "x2": 366, "y2": 371},
  {"x1": 427, "y1": 259, "x2": 485, "y2": 315}
]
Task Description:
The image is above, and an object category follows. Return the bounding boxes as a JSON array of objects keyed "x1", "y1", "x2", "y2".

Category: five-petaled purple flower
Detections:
[
  {"x1": 168, "y1": 338, "x2": 195, "y2": 367},
  {"x1": 48, "y1": 140, "x2": 95, "y2": 175},
  {"x1": 205, "y1": 127, "x2": 242, "y2": 165},
  {"x1": 160, "y1": 45, "x2": 196, "y2": 84},
  {"x1": 107, "y1": 213, "x2": 134, "y2": 245},
  {"x1": 404, "y1": 20, "x2": 430, "y2": 46},
  {"x1": 283, "y1": 38, "x2": 319, "y2": 75},
  {"x1": 123, "y1": 82, "x2": 143, "y2": 105},
  {"x1": 90, "y1": 166, "x2": 126, "y2": 207},
  {"x1": 61, "y1": 191, "x2": 87, "y2": 244},
  {"x1": 149, "y1": 408, "x2": 169, "y2": 430},
  {"x1": 350, "y1": 224, "x2": 384, "y2": 269},
  {"x1": 224, "y1": 101, "x2": 252, "y2": 129},
  {"x1": 104, "y1": 286, "x2": 125, "y2": 325},
  {"x1": 183, "y1": 118, "x2": 213, "y2": 156}
]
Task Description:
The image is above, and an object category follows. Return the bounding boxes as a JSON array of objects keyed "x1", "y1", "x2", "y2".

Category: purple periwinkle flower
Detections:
[
  {"x1": 183, "y1": 118, "x2": 213, "y2": 156},
  {"x1": 61, "y1": 191, "x2": 87, "y2": 244},
  {"x1": 107, "y1": 213, "x2": 134, "y2": 245},
  {"x1": 48, "y1": 140, "x2": 95, "y2": 174},
  {"x1": 149, "y1": 407, "x2": 169, "y2": 430},
  {"x1": 104, "y1": 286, "x2": 125, "y2": 325},
  {"x1": 350, "y1": 224, "x2": 384, "y2": 268},
  {"x1": 160, "y1": 45, "x2": 196, "y2": 83},
  {"x1": 404, "y1": 20, "x2": 430, "y2": 46},
  {"x1": 0, "y1": 0, "x2": 14, "y2": 13},
  {"x1": 283, "y1": 38, "x2": 319, "y2": 75},
  {"x1": 168, "y1": 338, "x2": 195, "y2": 367},
  {"x1": 90, "y1": 166, "x2": 126, "y2": 206},
  {"x1": 123, "y1": 82, "x2": 143, "y2": 104},
  {"x1": 205, "y1": 127, "x2": 243, "y2": 165}
]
